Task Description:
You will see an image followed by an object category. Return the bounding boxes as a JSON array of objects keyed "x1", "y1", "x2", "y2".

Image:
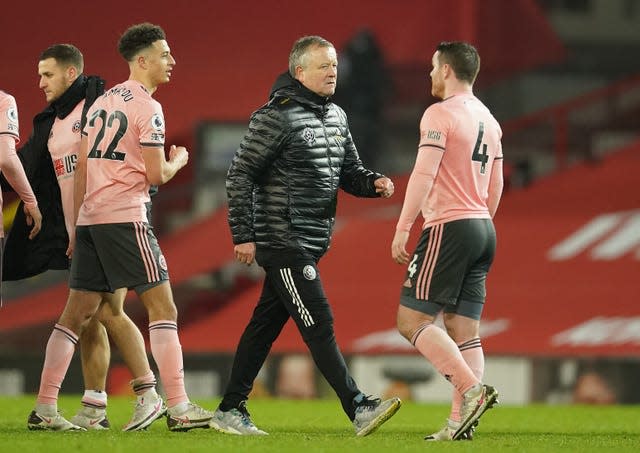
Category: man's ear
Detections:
[
  {"x1": 137, "y1": 54, "x2": 147, "y2": 70},
  {"x1": 67, "y1": 65, "x2": 78, "y2": 80}
]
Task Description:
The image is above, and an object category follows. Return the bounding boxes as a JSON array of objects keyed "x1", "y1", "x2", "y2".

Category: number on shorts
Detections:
[{"x1": 408, "y1": 254, "x2": 419, "y2": 278}]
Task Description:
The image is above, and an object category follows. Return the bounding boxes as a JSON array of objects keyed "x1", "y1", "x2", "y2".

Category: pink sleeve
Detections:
[
  {"x1": 395, "y1": 148, "x2": 444, "y2": 232},
  {"x1": 0, "y1": 135, "x2": 37, "y2": 208}
]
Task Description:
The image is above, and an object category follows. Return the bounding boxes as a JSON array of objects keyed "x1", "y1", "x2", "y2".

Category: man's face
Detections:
[
  {"x1": 38, "y1": 58, "x2": 75, "y2": 103},
  {"x1": 429, "y1": 51, "x2": 445, "y2": 99},
  {"x1": 296, "y1": 45, "x2": 338, "y2": 97},
  {"x1": 143, "y1": 40, "x2": 176, "y2": 87}
]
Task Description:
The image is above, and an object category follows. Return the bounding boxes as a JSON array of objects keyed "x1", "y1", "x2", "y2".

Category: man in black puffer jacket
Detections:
[{"x1": 213, "y1": 35, "x2": 401, "y2": 437}]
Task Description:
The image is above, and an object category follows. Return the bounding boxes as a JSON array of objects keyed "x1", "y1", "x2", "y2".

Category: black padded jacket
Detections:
[{"x1": 226, "y1": 72, "x2": 384, "y2": 261}]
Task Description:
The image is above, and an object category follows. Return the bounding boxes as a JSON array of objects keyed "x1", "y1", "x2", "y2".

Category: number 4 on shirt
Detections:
[{"x1": 472, "y1": 121, "x2": 489, "y2": 175}]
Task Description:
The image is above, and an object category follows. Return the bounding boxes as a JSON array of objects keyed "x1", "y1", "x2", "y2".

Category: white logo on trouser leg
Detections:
[{"x1": 303, "y1": 265, "x2": 316, "y2": 280}]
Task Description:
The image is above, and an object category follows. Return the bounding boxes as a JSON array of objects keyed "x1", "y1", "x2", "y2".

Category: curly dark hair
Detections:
[{"x1": 118, "y1": 22, "x2": 166, "y2": 61}]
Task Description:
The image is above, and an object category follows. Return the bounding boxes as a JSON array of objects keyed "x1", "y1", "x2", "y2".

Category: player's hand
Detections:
[
  {"x1": 65, "y1": 231, "x2": 75, "y2": 258},
  {"x1": 375, "y1": 177, "x2": 394, "y2": 198},
  {"x1": 391, "y1": 230, "x2": 411, "y2": 264},
  {"x1": 169, "y1": 145, "x2": 189, "y2": 169},
  {"x1": 24, "y1": 204, "x2": 42, "y2": 240},
  {"x1": 234, "y1": 242, "x2": 256, "y2": 266}
]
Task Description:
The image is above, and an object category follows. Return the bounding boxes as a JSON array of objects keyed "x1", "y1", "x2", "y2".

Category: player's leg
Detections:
[
  {"x1": 441, "y1": 310, "x2": 483, "y2": 433},
  {"x1": 442, "y1": 218, "x2": 498, "y2": 439},
  {"x1": 138, "y1": 282, "x2": 214, "y2": 430},
  {"x1": 94, "y1": 288, "x2": 165, "y2": 431},
  {"x1": 267, "y1": 257, "x2": 401, "y2": 436},
  {"x1": 29, "y1": 289, "x2": 103, "y2": 431},
  {"x1": 397, "y1": 220, "x2": 496, "y2": 440},
  {"x1": 71, "y1": 313, "x2": 111, "y2": 430},
  {"x1": 29, "y1": 225, "x2": 109, "y2": 431},
  {"x1": 82, "y1": 223, "x2": 167, "y2": 431}
]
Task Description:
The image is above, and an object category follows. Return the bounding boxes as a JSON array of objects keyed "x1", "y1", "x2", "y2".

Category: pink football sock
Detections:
[
  {"x1": 37, "y1": 324, "x2": 78, "y2": 405},
  {"x1": 412, "y1": 324, "x2": 479, "y2": 396},
  {"x1": 149, "y1": 321, "x2": 188, "y2": 407},
  {"x1": 450, "y1": 338, "x2": 485, "y2": 422}
]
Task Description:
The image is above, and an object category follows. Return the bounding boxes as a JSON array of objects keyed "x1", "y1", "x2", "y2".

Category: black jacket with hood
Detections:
[
  {"x1": 226, "y1": 72, "x2": 384, "y2": 262},
  {"x1": 2, "y1": 75, "x2": 104, "y2": 280}
]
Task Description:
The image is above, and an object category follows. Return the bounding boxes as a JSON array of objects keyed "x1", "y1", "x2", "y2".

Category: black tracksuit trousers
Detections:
[{"x1": 219, "y1": 249, "x2": 361, "y2": 420}]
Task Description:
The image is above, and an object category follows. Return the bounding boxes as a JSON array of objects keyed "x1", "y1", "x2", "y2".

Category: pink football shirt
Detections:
[
  {"x1": 398, "y1": 92, "x2": 503, "y2": 231},
  {"x1": 78, "y1": 80, "x2": 165, "y2": 225},
  {"x1": 48, "y1": 101, "x2": 84, "y2": 237}
]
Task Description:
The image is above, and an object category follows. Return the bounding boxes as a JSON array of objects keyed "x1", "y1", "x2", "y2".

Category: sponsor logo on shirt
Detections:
[
  {"x1": 150, "y1": 132, "x2": 165, "y2": 142},
  {"x1": 53, "y1": 154, "x2": 77, "y2": 178},
  {"x1": 426, "y1": 129, "x2": 441, "y2": 141}
]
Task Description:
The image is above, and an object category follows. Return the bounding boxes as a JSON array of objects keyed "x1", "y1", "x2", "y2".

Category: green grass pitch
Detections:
[{"x1": 0, "y1": 396, "x2": 638, "y2": 452}]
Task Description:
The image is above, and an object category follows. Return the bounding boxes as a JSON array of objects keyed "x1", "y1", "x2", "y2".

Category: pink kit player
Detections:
[{"x1": 391, "y1": 41, "x2": 503, "y2": 442}]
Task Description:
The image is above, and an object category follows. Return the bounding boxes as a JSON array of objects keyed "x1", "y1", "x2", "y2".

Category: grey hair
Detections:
[{"x1": 288, "y1": 35, "x2": 334, "y2": 76}]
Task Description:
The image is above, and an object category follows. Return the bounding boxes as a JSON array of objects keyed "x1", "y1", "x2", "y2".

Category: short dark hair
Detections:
[
  {"x1": 289, "y1": 35, "x2": 334, "y2": 76},
  {"x1": 118, "y1": 22, "x2": 166, "y2": 61},
  {"x1": 39, "y1": 44, "x2": 84, "y2": 72},
  {"x1": 436, "y1": 41, "x2": 480, "y2": 84}
]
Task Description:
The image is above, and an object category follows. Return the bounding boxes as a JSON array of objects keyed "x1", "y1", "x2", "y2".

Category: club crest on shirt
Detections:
[
  {"x1": 72, "y1": 120, "x2": 81, "y2": 134},
  {"x1": 6, "y1": 107, "x2": 18, "y2": 123},
  {"x1": 303, "y1": 265, "x2": 316, "y2": 280},
  {"x1": 301, "y1": 127, "x2": 315, "y2": 145},
  {"x1": 151, "y1": 113, "x2": 164, "y2": 131}
]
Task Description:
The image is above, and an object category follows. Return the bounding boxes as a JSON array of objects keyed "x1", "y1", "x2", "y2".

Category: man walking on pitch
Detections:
[
  {"x1": 213, "y1": 35, "x2": 400, "y2": 437},
  {"x1": 392, "y1": 41, "x2": 502, "y2": 441}
]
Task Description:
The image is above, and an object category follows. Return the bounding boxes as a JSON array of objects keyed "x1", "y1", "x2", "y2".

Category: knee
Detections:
[
  {"x1": 397, "y1": 318, "x2": 417, "y2": 342},
  {"x1": 396, "y1": 310, "x2": 417, "y2": 341},
  {"x1": 140, "y1": 284, "x2": 178, "y2": 321},
  {"x1": 443, "y1": 314, "x2": 479, "y2": 343}
]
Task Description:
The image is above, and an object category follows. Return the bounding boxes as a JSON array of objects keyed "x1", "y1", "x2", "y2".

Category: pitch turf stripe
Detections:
[{"x1": 280, "y1": 268, "x2": 315, "y2": 327}]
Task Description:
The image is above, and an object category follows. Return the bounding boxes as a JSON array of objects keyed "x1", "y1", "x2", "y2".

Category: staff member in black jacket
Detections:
[{"x1": 211, "y1": 35, "x2": 400, "y2": 437}]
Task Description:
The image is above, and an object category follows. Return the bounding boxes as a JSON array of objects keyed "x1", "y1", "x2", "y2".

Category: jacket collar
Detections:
[
  {"x1": 269, "y1": 71, "x2": 330, "y2": 110},
  {"x1": 50, "y1": 75, "x2": 87, "y2": 119}
]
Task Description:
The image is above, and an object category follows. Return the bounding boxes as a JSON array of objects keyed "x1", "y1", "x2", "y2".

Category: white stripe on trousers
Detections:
[{"x1": 279, "y1": 268, "x2": 315, "y2": 327}]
